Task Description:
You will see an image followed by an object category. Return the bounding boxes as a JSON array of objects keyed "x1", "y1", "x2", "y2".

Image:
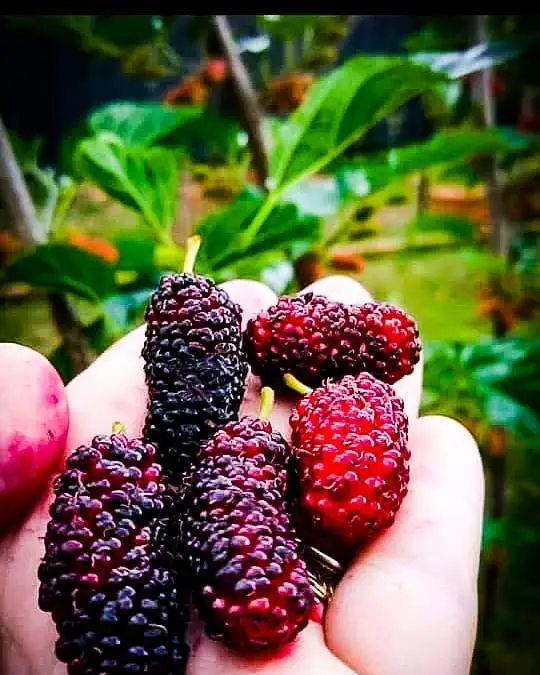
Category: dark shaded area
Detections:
[{"x1": 0, "y1": 15, "x2": 430, "y2": 165}]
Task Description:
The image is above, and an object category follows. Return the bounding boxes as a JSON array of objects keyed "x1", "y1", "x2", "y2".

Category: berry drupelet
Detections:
[
  {"x1": 288, "y1": 372, "x2": 409, "y2": 558},
  {"x1": 185, "y1": 390, "x2": 315, "y2": 652},
  {"x1": 38, "y1": 430, "x2": 188, "y2": 675},
  {"x1": 142, "y1": 236, "x2": 248, "y2": 483},
  {"x1": 244, "y1": 293, "x2": 421, "y2": 389}
]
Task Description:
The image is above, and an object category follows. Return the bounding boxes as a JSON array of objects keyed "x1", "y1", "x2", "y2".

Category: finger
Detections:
[
  {"x1": 300, "y1": 275, "x2": 423, "y2": 420},
  {"x1": 325, "y1": 415, "x2": 485, "y2": 675},
  {"x1": 0, "y1": 343, "x2": 69, "y2": 530},
  {"x1": 189, "y1": 623, "x2": 354, "y2": 675}
]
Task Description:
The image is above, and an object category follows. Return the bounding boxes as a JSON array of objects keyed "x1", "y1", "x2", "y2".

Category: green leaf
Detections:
[
  {"x1": 196, "y1": 190, "x2": 263, "y2": 272},
  {"x1": 92, "y1": 15, "x2": 166, "y2": 47},
  {"x1": 269, "y1": 56, "x2": 447, "y2": 191},
  {"x1": 177, "y1": 109, "x2": 247, "y2": 162},
  {"x1": 462, "y1": 338, "x2": 540, "y2": 434},
  {"x1": 195, "y1": 188, "x2": 322, "y2": 275},
  {"x1": 88, "y1": 101, "x2": 201, "y2": 147},
  {"x1": 76, "y1": 137, "x2": 178, "y2": 237},
  {"x1": 257, "y1": 15, "x2": 321, "y2": 40},
  {"x1": 244, "y1": 206, "x2": 322, "y2": 261},
  {"x1": 113, "y1": 236, "x2": 157, "y2": 273},
  {"x1": 338, "y1": 127, "x2": 523, "y2": 199},
  {"x1": 1, "y1": 244, "x2": 116, "y2": 301}
]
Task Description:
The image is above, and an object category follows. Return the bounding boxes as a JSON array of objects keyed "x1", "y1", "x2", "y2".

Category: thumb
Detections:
[{"x1": 0, "y1": 343, "x2": 69, "y2": 533}]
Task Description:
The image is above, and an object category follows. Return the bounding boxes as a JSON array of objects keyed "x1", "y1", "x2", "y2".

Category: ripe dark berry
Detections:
[
  {"x1": 38, "y1": 432, "x2": 188, "y2": 674},
  {"x1": 244, "y1": 293, "x2": 421, "y2": 388},
  {"x1": 289, "y1": 373, "x2": 409, "y2": 556},
  {"x1": 185, "y1": 416, "x2": 314, "y2": 652},
  {"x1": 143, "y1": 270, "x2": 248, "y2": 482}
]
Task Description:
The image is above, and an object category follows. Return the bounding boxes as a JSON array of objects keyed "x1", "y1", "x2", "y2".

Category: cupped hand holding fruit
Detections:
[{"x1": 0, "y1": 276, "x2": 484, "y2": 675}]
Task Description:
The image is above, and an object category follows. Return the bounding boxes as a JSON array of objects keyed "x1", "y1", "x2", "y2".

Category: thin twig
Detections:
[
  {"x1": 0, "y1": 114, "x2": 92, "y2": 375},
  {"x1": 210, "y1": 15, "x2": 268, "y2": 188}
]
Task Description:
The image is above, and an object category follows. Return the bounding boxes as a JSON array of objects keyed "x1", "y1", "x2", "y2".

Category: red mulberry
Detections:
[
  {"x1": 289, "y1": 372, "x2": 410, "y2": 557},
  {"x1": 244, "y1": 293, "x2": 421, "y2": 388}
]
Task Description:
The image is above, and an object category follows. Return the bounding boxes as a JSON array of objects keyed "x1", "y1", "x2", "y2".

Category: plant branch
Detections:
[
  {"x1": 210, "y1": 15, "x2": 268, "y2": 188},
  {"x1": 0, "y1": 116, "x2": 45, "y2": 246},
  {"x1": 0, "y1": 114, "x2": 92, "y2": 375}
]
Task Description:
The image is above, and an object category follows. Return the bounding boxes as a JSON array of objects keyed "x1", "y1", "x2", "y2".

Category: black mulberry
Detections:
[
  {"x1": 38, "y1": 431, "x2": 188, "y2": 674},
  {"x1": 142, "y1": 238, "x2": 248, "y2": 483},
  {"x1": 184, "y1": 407, "x2": 314, "y2": 652}
]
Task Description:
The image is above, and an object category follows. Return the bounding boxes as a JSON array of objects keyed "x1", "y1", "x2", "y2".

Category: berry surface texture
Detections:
[
  {"x1": 143, "y1": 272, "x2": 248, "y2": 482},
  {"x1": 245, "y1": 293, "x2": 421, "y2": 389},
  {"x1": 290, "y1": 372, "x2": 410, "y2": 555},
  {"x1": 38, "y1": 432, "x2": 188, "y2": 674},
  {"x1": 185, "y1": 416, "x2": 315, "y2": 652}
]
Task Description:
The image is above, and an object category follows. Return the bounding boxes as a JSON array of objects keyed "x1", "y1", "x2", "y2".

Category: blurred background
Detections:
[{"x1": 0, "y1": 15, "x2": 538, "y2": 674}]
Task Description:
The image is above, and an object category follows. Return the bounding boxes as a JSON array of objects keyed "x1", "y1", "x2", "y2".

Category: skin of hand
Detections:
[{"x1": 0, "y1": 275, "x2": 485, "y2": 675}]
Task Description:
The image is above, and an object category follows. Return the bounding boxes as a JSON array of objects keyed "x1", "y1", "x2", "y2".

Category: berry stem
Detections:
[
  {"x1": 309, "y1": 546, "x2": 344, "y2": 574},
  {"x1": 183, "y1": 235, "x2": 202, "y2": 274},
  {"x1": 112, "y1": 421, "x2": 126, "y2": 434},
  {"x1": 258, "y1": 386, "x2": 275, "y2": 420},
  {"x1": 283, "y1": 373, "x2": 313, "y2": 396}
]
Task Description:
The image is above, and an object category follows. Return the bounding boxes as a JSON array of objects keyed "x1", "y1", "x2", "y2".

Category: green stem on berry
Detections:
[
  {"x1": 112, "y1": 421, "x2": 126, "y2": 434},
  {"x1": 258, "y1": 386, "x2": 275, "y2": 420},
  {"x1": 183, "y1": 235, "x2": 202, "y2": 274},
  {"x1": 309, "y1": 546, "x2": 344, "y2": 574},
  {"x1": 283, "y1": 373, "x2": 313, "y2": 396}
]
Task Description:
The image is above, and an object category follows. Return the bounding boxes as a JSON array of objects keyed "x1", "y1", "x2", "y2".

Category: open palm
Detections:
[{"x1": 0, "y1": 275, "x2": 484, "y2": 675}]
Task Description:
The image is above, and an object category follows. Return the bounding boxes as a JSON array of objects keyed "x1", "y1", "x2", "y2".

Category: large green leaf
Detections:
[
  {"x1": 1, "y1": 244, "x2": 116, "y2": 301},
  {"x1": 88, "y1": 101, "x2": 201, "y2": 147},
  {"x1": 196, "y1": 190, "x2": 262, "y2": 273},
  {"x1": 113, "y1": 236, "x2": 157, "y2": 273},
  {"x1": 175, "y1": 109, "x2": 247, "y2": 163},
  {"x1": 338, "y1": 128, "x2": 526, "y2": 199},
  {"x1": 242, "y1": 57, "x2": 446, "y2": 246},
  {"x1": 462, "y1": 339, "x2": 540, "y2": 418},
  {"x1": 195, "y1": 189, "x2": 322, "y2": 276},
  {"x1": 422, "y1": 338, "x2": 540, "y2": 437},
  {"x1": 242, "y1": 205, "x2": 322, "y2": 262},
  {"x1": 76, "y1": 137, "x2": 178, "y2": 238},
  {"x1": 268, "y1": 57, "x2": 446, "y2": 191}
]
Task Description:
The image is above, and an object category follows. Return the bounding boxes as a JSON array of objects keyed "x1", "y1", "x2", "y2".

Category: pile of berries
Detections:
[{"x1": 38, "y1": 236, "x2": 421, "y2": 673}]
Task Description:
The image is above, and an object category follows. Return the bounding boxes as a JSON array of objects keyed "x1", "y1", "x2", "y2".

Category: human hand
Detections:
[{"x1": 0, "y1": 276, "x2": 484, "y2": 675}]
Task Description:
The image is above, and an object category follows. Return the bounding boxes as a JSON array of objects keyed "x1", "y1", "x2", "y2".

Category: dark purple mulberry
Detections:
[
  {"x1": 185, "y1": 417, "x2": 314, "y2": 652},
  {"x1": 142, "y1": 273, "x2": 248, "y2": 483},
  {"x1": 38, "y1": 432, "x2": 188, "y2": 674}
]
